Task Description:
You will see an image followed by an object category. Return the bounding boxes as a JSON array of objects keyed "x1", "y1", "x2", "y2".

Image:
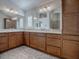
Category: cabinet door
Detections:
[
  {"x1": 16, "y1": 32, "x2": 23, "y2": 46},
  {"x1": 9, "y1": 33, "x2": 17, "y2": 48},
  {"x1": 63, "y1": 13, "x2": 79, "y2": 35},
  {"x1": 30, "y1": 33, "x2": 46, "y2": 51},
  {"x1": 30, "y1": 36, "x2": 37, "y2": 48},
  {"x1": 36, "y1": 37, "x2": 46, "y2": 51},
  {"x1": 63, "y1": 40, "x2": 79, "y2": 59},
  {"x1": 30, "y1": 36, "x2": 46, "y2": 51},
  {"x1": 24, "y1": 32, "x2": 30, "y2": 46},
  {"x1": 0, "y1": 35, "x2": 8, "y2": 52}
]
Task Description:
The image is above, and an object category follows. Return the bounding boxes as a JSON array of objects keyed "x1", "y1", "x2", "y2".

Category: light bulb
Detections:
[
  {"x1": 47, "y1": 6, "x2": 51, "y2": 11},
  {"x1": 34, "y1": 17, "x2": 37, "y2": 20},
  {"x1": 5, "y1": 8, "x2": 10, "y2": 12},
  {"x1": 10, "y1": 10, "x2": 14, "y2": 13},
  {"x1": 39, "y1": 9, "x2": 43, "y2": 13},
  {"x1": 43, "y1": 8, "x2": 47, "y2": 12},
  {"x1": 14, "y1": 11, "x2": 18, "y2": 14},
  {"x1": 12, "y1": 17, "x2": 17, "y2": 20}
]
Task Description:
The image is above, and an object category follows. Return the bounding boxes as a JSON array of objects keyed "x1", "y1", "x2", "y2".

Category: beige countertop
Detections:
[{"x1": 0, "y1": 29, "x2": 62, "y2": 34}]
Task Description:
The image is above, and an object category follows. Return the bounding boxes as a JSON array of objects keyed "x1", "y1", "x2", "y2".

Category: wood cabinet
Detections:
[
  {"x1": 24, "y1": 32, "x2": 30, "y2": 46},
  {"x1": 62, "y1": 0, "x2": 79, "y2": 35},
  {"x1": 0, "y1": 33, "x2": 9, "y2": 52},
  {"x1": 9, "y1": 32, "x2": 23, "y2": 49},
  {"x1": 62, "y1": 0, "x2": 79, "y2": 59},
  {"x1": 1, "y1": 31, "x2": 79, "y2": 59},
  {"x1": 30, "y1": 32, "x2": 46, "y2": 51},
  {"x1": 46, "y1": 34, "x2": 62, "y2": 56},
  {"x1": 63, "y1": 40, "x2": 79, "y2": 59}
]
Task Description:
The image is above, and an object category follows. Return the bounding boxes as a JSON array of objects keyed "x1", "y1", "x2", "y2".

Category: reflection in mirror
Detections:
[
  {"x1": 4, "y1": 18, "x2": 16, "y2": 29},
  {"x1": 27, "y1": 16, "x2": 33, "y2": 29},
  {"x1": 50, "y1": 9, "x2": 60, "y2": 30},
  {"x1": 0, "y1": 12, "x2": 24, "y2": 29},
  {"x1": 16, "y1": 18, "x2": 24, "y2": 29},
  {"x1": 24, "y1": 0, "x2": 62, "y2": 32}
]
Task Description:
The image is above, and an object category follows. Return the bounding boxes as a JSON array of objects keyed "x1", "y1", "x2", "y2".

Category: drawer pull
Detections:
[
  {"x1": 47, "y1": 45, "x2": 60, "y2": 48},
  {"x1": 47, "y1": 37, "x2": 59, "y2": 39}
]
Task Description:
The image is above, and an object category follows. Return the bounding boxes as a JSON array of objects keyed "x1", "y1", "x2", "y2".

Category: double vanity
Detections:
[
  {"x1": 0, "y1": 0, "x2": 79, "y2": 59},
  {"x1": 0, "y1": 28, "x2": 79, "y2": 59},
  {"x1": 0, "y1": 30, "x2": 62, "y2": 57}
]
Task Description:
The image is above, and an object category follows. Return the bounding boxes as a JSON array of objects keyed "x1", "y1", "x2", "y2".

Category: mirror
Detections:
[
  {"x1": 0, "y1": 12, "x2": 24, "y2": 29},
  {"x1": 25, "y1": 0, "x2": 62, "y2": 32},
  {"x1": 4, "y1": 18, "x2": 16, "y2": 29},
  {"x1": 50, "y1": 8, "x2": 61, "y2": 30}
]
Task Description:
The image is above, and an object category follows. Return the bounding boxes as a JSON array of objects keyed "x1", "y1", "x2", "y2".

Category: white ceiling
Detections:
[
  {"x1": 0, "y1": 0, "x2": 53, "y2": 11},
  {"x1": 10, "y1": 0, "x2": 53, "y2": 10},
  {"x1": 0, "y1": 0, "x2": 60, "y2": 17}
]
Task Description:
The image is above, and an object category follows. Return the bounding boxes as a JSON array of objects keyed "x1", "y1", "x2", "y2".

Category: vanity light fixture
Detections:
[
  {"x1": 39, "y1": 8, "x2": 47, "y2": 13},
  {"x1": 47, "y1": 6, "x2": 51, "y2": 11},
  {"x1": 39, "y1": 9, "x2": 43, "y2": 13},
  {"x1": 4, "y1": 8, "x2": 19, "y2": 14},
  {"x1": 10, "y1": 10, "x2": 14, "y2": 13},
  {"x1": 6, "y1": 19, "x2": 11, "y2": 22},
  {"x1": 12, "y1": 17, "x2": 17, "y2": 20},
  {"x1": 5, "y1": 8, "x2": 10, "y2": 12},
  {"x1": 39, "y1": 6, "x2": 52, "y2": 13},
  {"x1": 14, "y1": 11, "x2": 18, "y2": 14},
  {"x1": 10, "y1": 10, "x2": 18, "y2": 14}
]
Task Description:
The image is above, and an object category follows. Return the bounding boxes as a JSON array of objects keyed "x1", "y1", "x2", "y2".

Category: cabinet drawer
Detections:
[
  {"x1": 30, "y1": 32, "x2": 46, "y2": 37},
  {"x1": 9, "y1": 32, "x2": 16, "y2": 36},
  {"x1": 24, "y1": 32, "x2": 29, "y2": 35},
  {"x1": 63, "y1": 35, "x2": 79, "y2": 41},
  {"x1": 9, "y1": 32, "x2": 23, "y2": 36},
  {"x1": 47, "y1": 34, "x2": 60, "y2": 39},
  {"x1": 17, "y1": 32, "x2": 23, "y2": 35},
  {"x1": 0, "y1": 33, "x2": 8, "y2": 37},
  {"x1": 47, "y1": 46, "x2": 61, "y2": 56},
  {"x1": 47, "y1": 37, "x2": 61, "y2": 47}
]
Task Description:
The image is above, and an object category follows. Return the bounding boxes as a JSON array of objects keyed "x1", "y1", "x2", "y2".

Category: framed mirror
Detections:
[{"x1": 4, "y1": 18, "x2": 16, "y2": 29}]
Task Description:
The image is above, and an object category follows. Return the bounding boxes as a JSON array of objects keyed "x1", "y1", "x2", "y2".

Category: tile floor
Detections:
[{"x1": 0, "y1": 46, "x2": 60, "y2": 59}]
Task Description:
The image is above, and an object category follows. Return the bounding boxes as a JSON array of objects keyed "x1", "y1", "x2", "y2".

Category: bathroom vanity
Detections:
[{"x1": 0, "y1": 0, "x2": 79, "y2": 59}]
